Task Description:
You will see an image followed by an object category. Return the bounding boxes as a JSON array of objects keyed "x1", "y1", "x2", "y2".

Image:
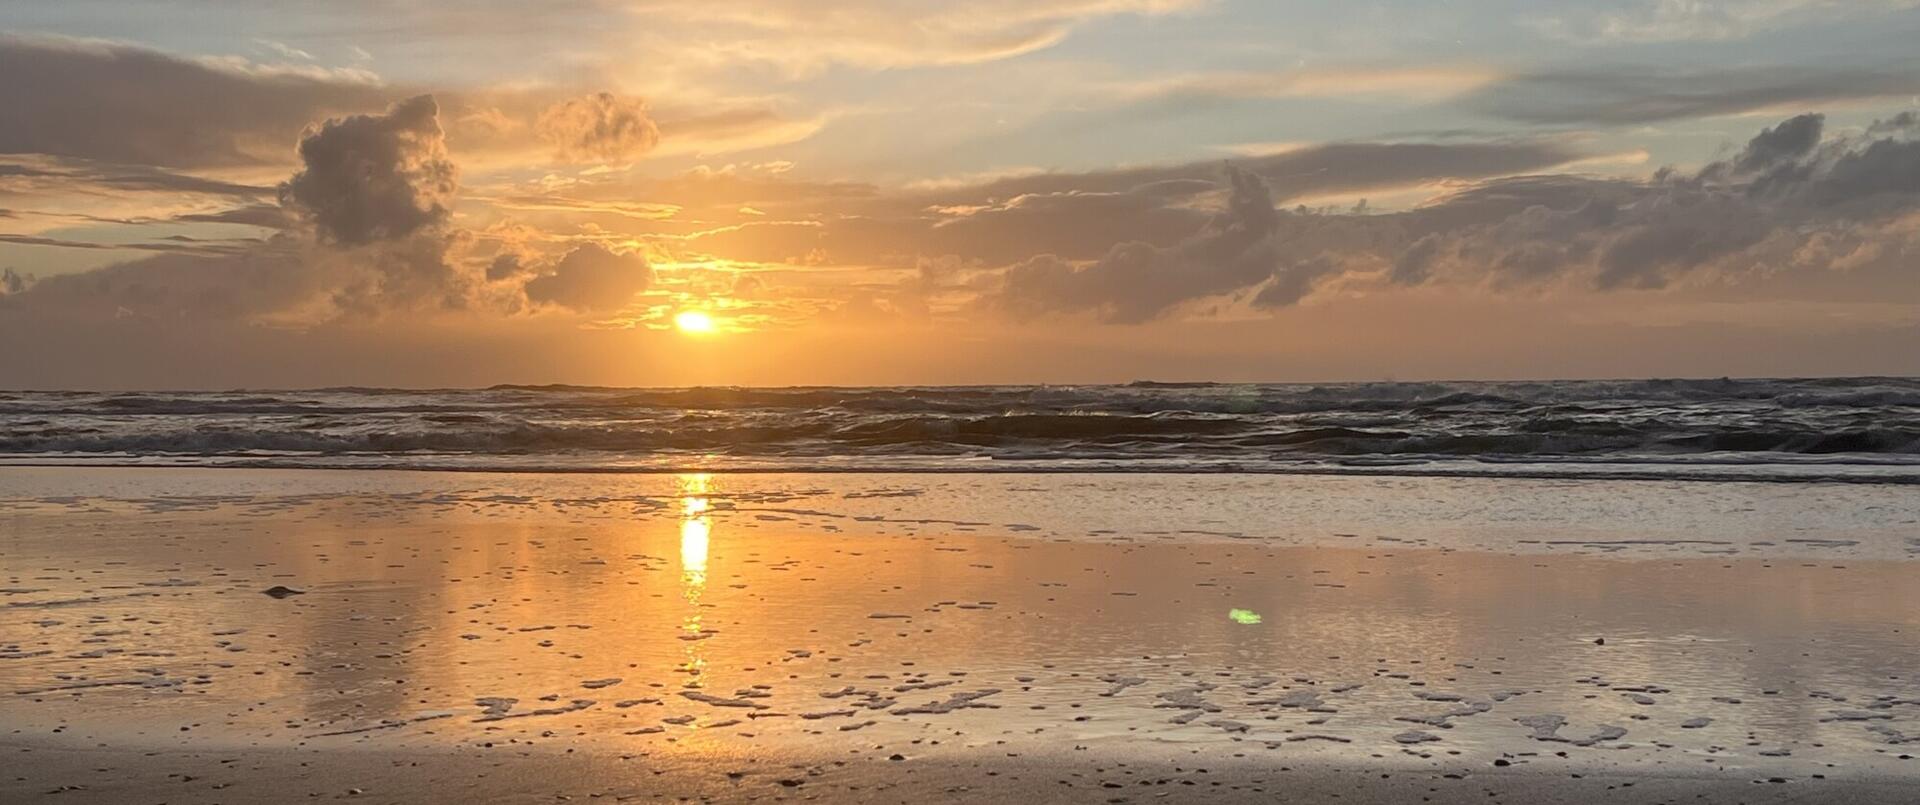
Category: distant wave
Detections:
[{"x1": 2, "y1": 377, "x2": 1917, "y2": 482}]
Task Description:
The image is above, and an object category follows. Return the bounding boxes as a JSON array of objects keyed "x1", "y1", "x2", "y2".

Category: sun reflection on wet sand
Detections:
[{"x1": 678, "y1": 474, "x2": 712, "y2": 688}]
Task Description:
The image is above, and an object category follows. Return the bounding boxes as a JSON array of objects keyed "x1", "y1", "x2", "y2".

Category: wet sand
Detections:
[{"x1": 4, "y1": 468, "x2": 1919, "y2": 802}]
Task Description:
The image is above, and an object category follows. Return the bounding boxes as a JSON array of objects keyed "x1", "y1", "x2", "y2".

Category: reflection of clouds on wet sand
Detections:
[{"x1": 1, "y1": 468, "x2": 1918, "y2": 791}]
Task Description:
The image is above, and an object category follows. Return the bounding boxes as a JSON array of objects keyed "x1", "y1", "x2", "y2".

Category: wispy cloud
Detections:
[
  {"x1": 1107, "y1": 66, "x2": 1503, "y2": 105},
  {"x1": 621, "y1": 0, "x2": 1211, "y2": 75},
  {"x1": 1463, "y1": 63, "x2": 1920, "y2": 125},
  {"x1": 1527, "y1": 0, "x2": 1920, "y2": 44}
]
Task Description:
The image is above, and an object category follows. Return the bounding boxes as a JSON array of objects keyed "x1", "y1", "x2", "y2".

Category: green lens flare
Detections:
[{"x1": 1228, "y1": 608, "x2": 1262, "y2": 625}]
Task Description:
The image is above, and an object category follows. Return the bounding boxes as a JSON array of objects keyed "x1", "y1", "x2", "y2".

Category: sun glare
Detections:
[{"x1": 673, "y1": 310, "x2": 717, "y2": 334}]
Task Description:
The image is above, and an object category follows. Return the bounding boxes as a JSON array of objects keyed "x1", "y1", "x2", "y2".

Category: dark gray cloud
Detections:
[
  {"x1": 1388, "y1": 232, "x2": 1444, "y2": 286},
  {"x1": 486, "y1": 253, "x2": 529, "y2": 282},
  {"x1": 1734, "y1": 114, "x2": 1823, "y2": 174},
  {"x1": 325, "y1": 230, "x2": 474, "y2": 316},
  {"x1": 1868, "y1": 111, "x2": 1919, "y2": 137},
  {"x1": 0, "y1": 233, "x2": 257, "y2": 255},
  {"x1": 1691, "y1": 113, "x2": 1825, "y2": 198},
  {"x1": 0, "y1": 158, "x2": 271, "y2": 198},
  {"x1": 537, "y1": 92, "x2": 661, "y2": 163},
  {"x1": 1249, "y1": 255, "x2": 1342, "y2": 310},
  {"x1": 1692, "y1": 112, "x2": 1920, "y2": 210},
  {"x1": 278, "y1": 95, "x2": 457, "y2": 246},
  {"x1": 523, "y1": 243, "x2": 654, "y2": 312},
  {"x1": 984, "y1": 113, "x2": 1920, "y2": 320},
  {"x1": 1811, "y1": 136, "x2": 1920, "y2": 207},
  {"x1": 0, "y1": 226, "x2": 483, "y2": 322},
  {"x1": 918, "y1": 140, "x2": 1589, "y2": 208},
  {"x1": 671, "y1": 140, "x2": 1591, "y2": 319},
  {"x1": 994, "y1": 167, "x2": 1285, "y2": 323},
  {"x1": 1386, "y1": 112, "x2": 1920, "y2": 291},
  {"x1": 175, "y1": 204, "x2": 300, "y2": 229},
  {"x1": 0, "y1": 245, "x2": 312, "y2": 321},
  {"x1": 65, "y1": 164, "x2": 273, "y2": 197},
  {"x1": 0, "y1": 34, "x2": 388, "y2": 168},
  {"x1": 679, "y1": 138, "x2": 1591, "y2": 267},
  {"x1": 1463, "y1": 65, "x2": 1920, "y2": 125},
  {"x1": 920, "y1": 187, "x2": 1214, "y2": 266}
]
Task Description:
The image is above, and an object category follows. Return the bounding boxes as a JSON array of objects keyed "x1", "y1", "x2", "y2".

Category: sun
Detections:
[{"x1": 673, "y1": 310, "x2": 717, "y2": 334}]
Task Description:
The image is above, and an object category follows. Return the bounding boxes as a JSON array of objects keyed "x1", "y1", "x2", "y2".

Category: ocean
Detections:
[
  {"x1": 2, "y1": 377, "x2": 1917, "y2": 482},
  {"x1": 0, "y1": 376, "x2": 1912, "y2": 482}
]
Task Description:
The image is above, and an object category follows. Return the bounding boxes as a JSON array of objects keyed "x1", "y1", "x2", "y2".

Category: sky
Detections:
[{"x1": 1, "y1": 0, "x2": 1918, "y2": 389}]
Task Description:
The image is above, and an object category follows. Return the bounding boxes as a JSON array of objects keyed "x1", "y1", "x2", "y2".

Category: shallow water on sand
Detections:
[{"x1": 3, "y1": 468, "x2": 1920, "y2": 797}]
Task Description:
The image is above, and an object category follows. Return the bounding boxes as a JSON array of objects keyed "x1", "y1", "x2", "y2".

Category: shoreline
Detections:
[
  {"x1": 4, "y1": 458, "x2": 1917, "y2": 486},
  {"x1": 5, "y1": 465, "x2": 1918, "y2": 561}
]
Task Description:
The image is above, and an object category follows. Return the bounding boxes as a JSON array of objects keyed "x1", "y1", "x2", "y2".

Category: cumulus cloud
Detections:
[
  {"x1": 1, "y1": 73, "x2": 706, "y2": 327},
  {"x1": 278, "y1": 95, "x2": 457, "y2": 246},
  {"x1": 267, "y1": 95, "x2": 481, "y2": 317},
  {"x1": 4, "y1": 93, "x2": 484, "y2": 325},
  {"x1": 538, "y1": 93, "x2": 661, "y2": 163},
  {"x1": 523, "y1": 243, "x2": 654, "y2": 312}
]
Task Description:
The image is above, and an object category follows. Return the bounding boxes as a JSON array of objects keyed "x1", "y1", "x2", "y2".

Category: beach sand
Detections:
[{"x1": 4, "y1": 468, "x2": 1919, "y2": 803}]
